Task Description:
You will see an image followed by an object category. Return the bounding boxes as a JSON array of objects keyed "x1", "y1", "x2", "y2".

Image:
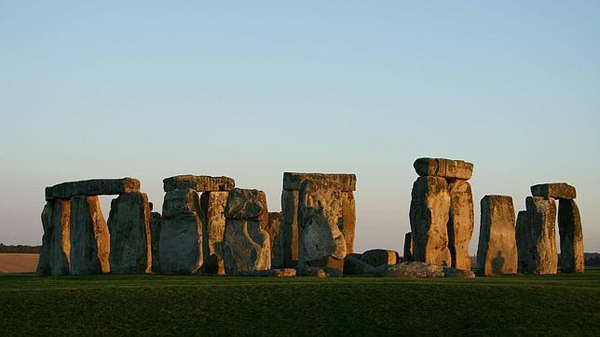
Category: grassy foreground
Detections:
[{"x1": 1, "y1": 270, "x2": 599, "y2": 336}]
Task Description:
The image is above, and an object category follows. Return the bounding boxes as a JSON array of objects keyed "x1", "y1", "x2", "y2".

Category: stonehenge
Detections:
[{"x1": 35, "y1": 164, "x2": 586, "y2": 278}]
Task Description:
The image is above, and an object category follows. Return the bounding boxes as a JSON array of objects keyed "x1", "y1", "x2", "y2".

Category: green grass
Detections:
[{"x1": 1, "y1": 270, "x2": 599, "y2": 336}]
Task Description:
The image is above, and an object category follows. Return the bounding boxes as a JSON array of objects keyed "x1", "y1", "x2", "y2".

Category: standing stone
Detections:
[
  {"x1": 447, "y1": 180, "x2": 474, "y2": 270},
  {"x1": 515, "y1": 210, "x2": 533, "y2": 273},
  {"x1": 360, "y1": 249, "x2": 400, "y2": 267},
  {"x1": 150, "y1": 211, "x2": 162, "y2": 273},
  {"x1": 403, "y1": 232, "x2": 413, "y2": 262},
  {"x1": 476, "y1": 195, "x2": 517, "y2": 276},
  {"x1": 281, "y1": 189, "x2": 299, "y2": 267},
  {"x1": 523, "y1": 196, "x2": 558, "y2": 274},
  {"x1": 160, "y1": 189, "x2": 204, "y2": 274},
  {"x1": 200, "y1": 191, "x2": 228, "y2": 272},
  {"x1": 265, "y1": 212, "x2": 284, "y2": 269},
  {"x1": 531, "y1": 183, "x2": 576, "y2": 200},
  {"x1": 298, "y1": 180, "x2": 347, "y2": 275},
  {"x1": 222, "y1": 188, "x2": 271, "y2": 275},
  {"x1": 558, "y1": 199, "x2": 585, "y2": 273},
  {"x1": 45, "y1": 178, "x2": 141, "y2": 201},
  {"x1": 409, "y1": 176, "x2": 451, "y2": 266},
  {"x1": 341, "y1": 191, "x2": 356, "y2": 254},
  {"x1": 36, "y1": 203, "x2": 54, "y2": 276},
  {"x1": 413, "y1": 158, "x2": 474, "y2": 180},
  {"x1": 70, "y1": 196, "x2": 110, "y2": 275},
  {"x1": 45, "y1": 199, "x2": 72, "y2": 276},
  {"x1": 108, "y1": 193, "x2": 152, "y2": 274}
]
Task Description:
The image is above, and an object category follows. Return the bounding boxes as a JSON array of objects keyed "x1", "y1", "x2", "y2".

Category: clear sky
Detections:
[{"x1": 1, "y1": 1, "x2": 599, "y2": 254}]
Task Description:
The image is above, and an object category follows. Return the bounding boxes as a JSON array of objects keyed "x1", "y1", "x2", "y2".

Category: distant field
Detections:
[
  {"x1": 1, "y1": 271, "x2": 598, "y2": 335},
  {"x1": 0, "y1": 254, "x2": 38, "y2": 274}
]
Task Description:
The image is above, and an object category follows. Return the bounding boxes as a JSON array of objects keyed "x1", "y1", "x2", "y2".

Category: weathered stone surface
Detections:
[
  {"x1": 45, "y1": 178, "x2": 140, "y2": 201},
  {"x1": 200, "y1": 191, "x2": 228, "y2": 269},
  {"x1": 403, "y1": 232, "x2": 413, "y2": 262},
  {"x1": 222, "y1": 219, "x2": 271, "y2": 275},
  {"x1": 281, "y1": 189, "x2": 299, "y2": 267},
  {"x1": 360, "y1": 249, "x2": 400, "y2": 267},
  {"x1": 265, "y1": 212, "x2": 284, "y2": 269},
  {"x1": 340, "y1": 192, "x2": 356, "y2": 254},
  {"x1": 70, "y1": 196, "x2": 110, "y2": 275},
  {"x1": 531, "y1": 183, "x2": 576, "y2": 200},
  {"x1": 150, "y1": 211, "x2": 162, "y2": 273},
  {"x1": 515, "y1": 210, "x2": 533, "y2": 273},
  {"x1": 347, "y1": 253, "x2": 362, "y2": 260},
  {"x1": 524, "y1": 197, "x2": 558, "y2": 274},
  {"x1": 36, "y1": 200, "x2": 72, "y2": 276},
  {"x1": 303, "y1": 267, "x2": 343, "y2": 277},
  {"x1": 267, "y1": 268, "x2": 297, "y2": 277},
  {"x1": 160, "y1": 189, "x2": 204, "y2": 275},
  {"x1": 409, "y1": 176, "x2": 452, "y2": 266},
  {"x1": 344, "y1": 255, "x2": 374, "y2": 275},
  {"x1": 373, "y1": 262, "x2": 445, "y2": 278},
  {"x1": 476, "y1": 195, "x2": 518, "y2": 276},
  {"x1": 224, "y1": 188, "x2": 268, "y2": 221},
  {"x1": 283, "y1": 172, "x2": 356, "y2": 191},
  {"x1": 163, "y1": 175, "x2": 235, "y2": 193},
  {"x1": 447, "y1": 180, "x2": 474, "y2": 270},
  {"x1": 298, "y1": 180, "x2": 347, "y2": 275},
  {"x1": 413, "y1": 158, "x2": 473, "y2": 180},
  {"x1": 442, "y1": 267, "x2": 476, "y2": 279},
  {"x1": 108, "y1": 193, "x2": 152, "y2": 274},
  {"x1": 558, "y1": 199, "x2": 585, "y2": 273}
]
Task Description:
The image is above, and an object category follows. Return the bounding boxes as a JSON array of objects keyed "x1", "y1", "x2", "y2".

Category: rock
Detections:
[
  {"x1": 160, "y1": 189, "x2": 204, "y2": 274},
  {"x1": 447, "y1": 180, "x2": 474, "y2": 270},
  {"x1": 107, "y1": 193, "x2": 152, "y2": 274},
  {"x1": 476, "y1": 195, "x2": 518, "y2": 276},
  {"x1": 531, "y1": 183, "x2": 576, "y2": 200},
  {"x1": 442, "y1": 267, "x2": 476, "y2": 278},
  {"x1": 222, "y1": 219, "x2": 271, "y2": 275},
  {"x1": 303, "y1": 267, "x2": 343, "y2": 277},
  {"x1": 297, "y1": 179, "x2": 347, "y2": 275},
  {"x1": 524, "y1": 197, "x2": 558, "y2": 274},
  {"x1": 69, "y1": 196, "x2": 110, "y2": 275},
  {"x1": 413, "y1": 158, "x2": 473, "y2": 180},
  {"x1": 373, "y1": 262, "x2": 445, "y2": 278},
  {"x1": 163, "y1": 175, "x2": 235, "y2": 193},
  {"x1": 403, "y1": 232, "x2": 413, "y2": 262},
  {"x1": 202, "y1": 253, "x2": 225, "y2": 275},
  {"x1": 343, "y1": 255, "x2": 374, "y2": 275},
  {"x1": 150, "y1": 211, "x2": 162, "y2": 273},
  {"x1": 268, "y1": 268, "x2": 297, "y2": 277},
  {"x1": 45, "y1": 178, "x2": 140, "y2": 201},
  {"x1": 340, "y1": 192, "x2": 356, "y2": 254},
  {"x1": 360, "y1": 249, "x2": 400, "y2": 267},
  {"x1": 409, "y1": 176, "x2": 452, "y2": 266},
  {"x1": 200, "y1": 191, "x2": 228, "y2": 269},
  {"x1": 347, "y1": 253, "x2": 362, "y2": 260},
  {"x1": 281, "y1": 189, "x2": 299, "y2": 267},
  {"x1": 558, "y1": 199, "x2": 585, "y2": 273},
  {"x1": 515, "y1": 210, "x2": 534, "y2": 273},
  {"x1": 36, "y1": 200, "x2": 72, "y2": 276},
  {"x1": 224, "y1": 188, "x2": 268, "y2": 221},
  {"x1": 283, "y1": 172, "x2": 357, "y2": 191},
  {"x1": 265, "y1": 212, "x2": 284, "y2": 269}
]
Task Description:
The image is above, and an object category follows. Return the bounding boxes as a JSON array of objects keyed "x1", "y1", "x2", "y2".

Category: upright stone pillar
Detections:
[
  {"x1": 447, "y1": 180, "x2": 474, "y2": 270},
  {"x1": 521, "y1": 196, "x2": 558, "y2": 274},
  {"x1": 150, "y1": 210, "x2": 162, "y2": 273},
  {"x1": 558, "y1": 199, "x2": 585, "y2": 273},
  {"x1": 515, "y1": 210, "x2": 533, "y2": 273},
  {"x1": 403, "y1": 232, "x2": 413, "y2": 262},
  {"x1": 265, "y1": 212, "x2": 284, "y2": 269},
  {"x1": 36, "y1": 200, "x2": 72, "y2": 276},
  {"x1": 108, "y1": 193, "x2": 152, "y2": 274},
  {"x1": 70, "y1": 196, "x2": 110, "y2": 275},
  {"x1": 476, "y1": 195, "x2": 517, "y2": 276}
]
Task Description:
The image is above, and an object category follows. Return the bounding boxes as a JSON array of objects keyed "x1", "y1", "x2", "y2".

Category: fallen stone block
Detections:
[
  {"x1": 360, "y1": 249, "x2": 400, "y2": 267},
  {"x1": 45, "y1": 178, "x2": 140, "y2": 201},
  {"x1": 373, "y1": 262, "x2": 445, "y2": 278},
  {"x1": 343, "y1": 255, "x2": 374, "y2": 275}
]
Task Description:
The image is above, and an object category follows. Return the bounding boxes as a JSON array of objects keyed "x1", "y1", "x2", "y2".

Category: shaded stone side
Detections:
[
  {"x1": 558, "y1": 199, "x2": 585, "y2": 273},
  {"x1": 447, "y1": 180, "x2": 474, "y2": 270},
  {"x1": 531, "y1": 183, "x2": 576, "y2": 200},
  {"x1": 524, "y1": 196, "x2": 558, "y2": 274},
  {"x1": 70, "y1": 196, "x2": 110, "y2": 275},
  {"x1": 108, "y1": 193, "x2": 152, "y2": 274},
  {"x1": 515, "y1": 210, "x2": 533, "y2": 273},
  {"x1": 413, "y1": 158, "x2": 473, "y2": 180},
  {"x1": 341, "y1": 191, "x2": 356, "y2": 254},
  {"x1": 222, "y1": 219, "x2": 271, "y2": 275},
  {"x1": 409, "y1": 176, "x2": 451, "y2": 266},
  {"x1": 160, "y1": 189, "x2": 204, "y2": 275},
  {"x1": 163, "y1": 175, "x2": 235, "y2": 193},
  {"x1": 403, "y1": 232, "x2": 413, "y2": 262},
  {"x1": 35, "y1": 203, "x2": 53, "y2": 276},
  {"x1": 360, "y1": 249, "x2": 400, "y2": 267},
  {"x1": 281, "y1": 189, "x2": 299, "y2": 267},
  {"x1": 46, "y1": 178, "x2": 140, "y2": 201},
  {"x1": 265, "y1": 212, "x2": 284, "y2": 269},
  {"x1": 298, "y1": 180, "x2": 347, "y2": 275},
  {"x1": 200, "y1": 191, "x2": 228, "y2": 270},
  {"x1": 476, "y1": 195, "x2": 517, "y2": 276},
  {"x1": 150, "y1": 211, "x2": 162, "y2": 273},
  {"x1": 44, "y1": 199, "x2": 72, "y2": 276}
]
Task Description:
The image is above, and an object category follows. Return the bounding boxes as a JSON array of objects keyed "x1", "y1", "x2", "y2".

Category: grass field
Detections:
[{"x1": 1, "y1": 270, "x2": 599, "y2": 336}]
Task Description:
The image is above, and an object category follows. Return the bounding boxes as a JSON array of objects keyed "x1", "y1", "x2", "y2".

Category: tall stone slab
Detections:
[
  {"x1": 70, "y1": 196, "x2": 110, "y2": 275},
  {"x1": 108, "y1": 193, "x2": 152, "y2": 274},
  {"x1": 403, "y1": 232, "x2": 413, "y2": 262},
  {"x1": 524, "y1": 196, "x2": 558, "y2": 274},
  {"x1": 222, "y1": 188, "x2": 271, "y2": 275},
  {"x1": 515, "y1": 210, "x2": 533, "y2": 273},
  {"x1": 409, "y1": 176, "x2": 451, "y2": 266},
  {"x1": 44, "y1": 199, "x2": 72, "y2": 276},
  {"x1": 160, "y1": 189, "x2": 204, "y2": 274},
  {"x1": 150, "y1": 211, "x2": 162, "y2": 273},
  {"x1": 476, "y1": 195, "x2": 517, "y2": 276},
  {"x1": 340, "y1": 191, "x2": 356, "y2": 254},
  {"x1": 447, "y1": 180, "x2": 474, "y2": 270},
  {"x1": 298, "y1": 180, "x2": 347, "y2": 275},
  {"x1": 36, "y1": 203, "x2": 54, "y2": 276},
  {"x1": 200, "y1": 191, "x2": 228, "y2": 271},
  {"x1": 558, "y1": 199, "x2": 585, "y2": 273},
  {"x1": 265, "y1": 212, "x2": 284, "y2": 269},
  {"x1": 281, "y1": 189, "x2": 299, "y2": 267}
]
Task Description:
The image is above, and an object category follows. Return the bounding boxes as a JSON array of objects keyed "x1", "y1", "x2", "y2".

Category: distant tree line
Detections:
[{"x1": 0, "y1": 244, "x2": 41, "y2": 253}]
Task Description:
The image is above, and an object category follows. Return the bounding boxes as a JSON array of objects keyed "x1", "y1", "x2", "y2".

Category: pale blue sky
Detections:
[{"x1": 1, "y1": 1, "x2": 599, "y2": 253}]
